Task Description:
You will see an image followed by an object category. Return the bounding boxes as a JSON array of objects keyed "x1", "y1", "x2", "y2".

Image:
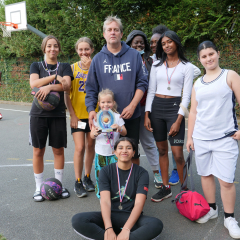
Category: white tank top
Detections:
[{"x1": 192, "y1": 69, "x2": 238, "y2": 140}]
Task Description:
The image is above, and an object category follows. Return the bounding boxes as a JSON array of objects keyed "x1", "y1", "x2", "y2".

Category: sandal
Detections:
[
  {"x1": 33, "y1": 191, "x2": 45, "y2": 202},
  {"x1": 61, "y1": 188, "x2": 70, "y2": 199}
]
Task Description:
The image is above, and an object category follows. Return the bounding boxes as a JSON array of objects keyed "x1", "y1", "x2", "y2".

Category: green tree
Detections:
[{"x1": 0, "y1": 0, "x2": 239, "y2": 58}]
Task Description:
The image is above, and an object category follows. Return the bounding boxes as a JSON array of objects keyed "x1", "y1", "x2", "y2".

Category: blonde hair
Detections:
[
  {"x1": 75, "y1": 37, "x2": 94, "y2": 52},
  {"x1": 98, "y1": 89, "x2": 118, "y2": 113},
  {"x1": 41, "y1": 35, "x2": 61, "y2": 54},
  {"x1": 103, "y1": 16, "x2": 123, "y2": 33}
]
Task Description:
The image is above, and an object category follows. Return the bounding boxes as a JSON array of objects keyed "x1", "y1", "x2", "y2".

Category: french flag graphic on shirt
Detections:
[{"x1": 114, "y1": 74, "x2": 123, "y2": 80}]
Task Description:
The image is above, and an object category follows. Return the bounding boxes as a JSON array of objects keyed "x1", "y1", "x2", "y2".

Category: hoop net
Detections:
[
  {"x1": 0, "y1": 24, "x2": 11, "y2": 37},
  {"x1": 0, "y1": 22, "x2": 18, "y2": 37}
]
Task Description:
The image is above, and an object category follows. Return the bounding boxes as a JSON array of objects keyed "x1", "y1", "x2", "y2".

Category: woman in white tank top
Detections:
[{"x1": 187, "y1": 41, "x2": 240, "y2": 239}]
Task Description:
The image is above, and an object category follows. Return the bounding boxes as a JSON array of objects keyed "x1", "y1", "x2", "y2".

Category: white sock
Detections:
[
  {"x1": 34, "y1": 173, "x2": 43, "y2": 200},
  {"x1": 54, "y1": 169, "x2": 68, "y2": 197},
  {"x1": 54, "y1": 169, "x2": 64, "y2": 184},
  {"x1": 34, "y1": 172, "x2": 43, "y2": 192}
]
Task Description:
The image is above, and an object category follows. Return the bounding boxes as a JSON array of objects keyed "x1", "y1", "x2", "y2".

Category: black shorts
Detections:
[
  {"x1": 150, "y1": 96, "x2": 185, "y2": 146},
  {"x1": 71, "y1": 119, "x2": 91, "y2": 134},
  {"x1": 123, "y1": 117, "x2": 140, "y2": 158},
  {"x1": 29, "y1": 116, "x2": 67, "y2": 149}
]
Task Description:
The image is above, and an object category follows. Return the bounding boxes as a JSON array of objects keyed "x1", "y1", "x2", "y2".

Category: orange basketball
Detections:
[{"x1": 103, "y1": 117, "x2": 109, "y2": 123}]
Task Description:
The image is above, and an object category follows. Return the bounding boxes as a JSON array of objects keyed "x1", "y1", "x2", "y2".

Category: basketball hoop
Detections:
[{"x1": 0, "y1": 22, "x2": 18, "y2": 37}]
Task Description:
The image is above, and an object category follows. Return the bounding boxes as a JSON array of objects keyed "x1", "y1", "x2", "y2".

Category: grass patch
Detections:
[{"x1": 0, "y1": 234, "x2": 7, "y2": 240}]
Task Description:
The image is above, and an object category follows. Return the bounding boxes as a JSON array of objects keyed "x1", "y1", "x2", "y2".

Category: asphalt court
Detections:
[{"x1": 0, "y1": 102, "x2": 240, "y2": 240}]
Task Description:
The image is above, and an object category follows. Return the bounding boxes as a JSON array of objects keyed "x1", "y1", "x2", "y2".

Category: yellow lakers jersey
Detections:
[{"x1": 70, "y1": 62, "x2": 96, "y2": 119}]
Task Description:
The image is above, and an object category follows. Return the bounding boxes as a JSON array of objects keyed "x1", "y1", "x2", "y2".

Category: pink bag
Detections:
[{"x1": 172, "y1": 150, "x2": 210, "y2": 221}]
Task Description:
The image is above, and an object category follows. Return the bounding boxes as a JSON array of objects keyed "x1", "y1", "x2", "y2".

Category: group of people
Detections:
[{"x1": 28, "y1": 15, "x2": 240, "y2": 240}]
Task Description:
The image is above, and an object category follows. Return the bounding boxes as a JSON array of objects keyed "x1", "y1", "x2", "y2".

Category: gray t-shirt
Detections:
[{"x1": 99, "y1": 163, "x2": 149, "y2": 212}]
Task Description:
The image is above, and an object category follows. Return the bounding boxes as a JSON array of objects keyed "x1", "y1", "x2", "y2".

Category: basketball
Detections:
[
  {"x1": 34, "y1": 91, "x2": 60, "y2": 111},
  {"x1": 103, "y1": 117, "x2": 109, "y2": 123},
  {"x1": 40, "y1": 178, "x2": 62, "y2": 200}
]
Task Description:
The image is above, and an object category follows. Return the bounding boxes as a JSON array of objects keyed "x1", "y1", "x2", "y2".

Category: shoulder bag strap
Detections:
[{"x1": 180, "y1": 149, "x2": 195, "y2": 191}]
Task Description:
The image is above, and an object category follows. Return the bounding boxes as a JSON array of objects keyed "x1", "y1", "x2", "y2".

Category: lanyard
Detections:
[
  {"x1": 116, "y1": 163, "x2": 133, "y2": 210},
  {"x1": 165, "y1": 60, "x2": 179, "y2": 90},
  {"x1": 44, "y1": 61, "x2": 59, "y2": 84},
  {"x1": 106, "y1": 132, "x2": 114, "y2": 153}
]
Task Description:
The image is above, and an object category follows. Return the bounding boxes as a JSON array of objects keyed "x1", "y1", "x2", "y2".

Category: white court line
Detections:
[
  {"x1": 0, "y1": 150, "x2": 188, "y2": 168},
  {"x1": 0, "y1": 108, "x2": 30, "y2": 113},
  {"x1": 0, "y1": 161, "x2": 73, "y2": 168},
  {"x1": 0, "y1": 108, "x2": 70, "y2": 117}
]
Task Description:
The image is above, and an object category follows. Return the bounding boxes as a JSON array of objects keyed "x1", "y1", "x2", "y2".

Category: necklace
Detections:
[
  {"x1": 116, "y1": 163, "x2": 133, "y2": 210},
  {"x1": 105, "y1": 132, "x2": 114, "y2": 154},
  {"x1": 166, "y1": 58, "x2": 178, "y2": 65},
  {"x1": 44, "y1": 61, "x2": 59, "y2": 84},
  {"x1": 165, "y1": 60, "x2": 180, "y2": 90}
]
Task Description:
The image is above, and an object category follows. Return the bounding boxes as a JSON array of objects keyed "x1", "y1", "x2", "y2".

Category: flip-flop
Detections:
[
  {"x1": 61, "y1": 188, "x2": 70, "y2": 199},
  {"x1": 33, "y1": 191, "x2": 45, "y2": 202}
]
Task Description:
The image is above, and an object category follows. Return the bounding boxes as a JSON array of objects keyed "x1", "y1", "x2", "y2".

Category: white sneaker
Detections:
[
  {"x1": 224, "y1": 217, "x2": 240, "y2": 239},
  {"x1": 154, "y1": 173, "x2": 162, "y2": 188},
  {"x1": 196, "y1": 206, "x2": 218, "y2": 223}
]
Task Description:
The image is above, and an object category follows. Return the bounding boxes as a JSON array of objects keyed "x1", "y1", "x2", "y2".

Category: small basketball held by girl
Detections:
[
  {"x1": 90, "y1": 88, "x2": 127, "y2": 198},
  {"x1": 64, "y1": 37, "x2": 97, "y2": 198}
]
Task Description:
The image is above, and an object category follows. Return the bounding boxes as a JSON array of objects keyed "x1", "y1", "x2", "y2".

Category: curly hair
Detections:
[{"x1": 152, "y1": 25, "x2": 169, "y2": 35}]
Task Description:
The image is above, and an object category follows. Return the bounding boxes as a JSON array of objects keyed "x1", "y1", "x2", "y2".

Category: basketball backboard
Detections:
[{"x1": 5, "y1": 1, "x2": 27, "y2": 31}]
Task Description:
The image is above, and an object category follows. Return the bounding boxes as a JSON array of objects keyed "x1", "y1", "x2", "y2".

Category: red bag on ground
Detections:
[{"x1": 172, "y1": 149, "x2": 210, "y2": 221}]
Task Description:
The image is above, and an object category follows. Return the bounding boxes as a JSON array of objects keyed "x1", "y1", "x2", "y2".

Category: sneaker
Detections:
[
  {"x1": 224, "y1": 217, "x2": 240, "y2": 239},
  {"x1": 169, "y1": 169, "x2": 179, "y2": 185},
  {"x1": 196, "y1": 206, "x2": 218, "y2": 223},
  {"x1": 83, "y1": 175, "x2": 95, "y2": 192},
  {"x1": 74, "y1": 179, "x2": 87, "y2": 198},
  {"x1": 154, "y1": 173, "x2": 163, "y2": 188},
  {"x1": 151, "y1": 185, "x2": 172, "y2": 202}
]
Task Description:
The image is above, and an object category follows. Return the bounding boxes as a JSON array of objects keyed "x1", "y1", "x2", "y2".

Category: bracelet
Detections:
[
  {"x1": 119, "y1": 126, "x2": 123, "y2": 133},
  {"x1": 55, "y1": 74, "x2": 57, "y2": 80},
  {"x1": 122, "y1": 227, "x2": 130, "y2": 232},
  {"x1": 105, "y1": 227, "x2": 113, "y2": 231}
]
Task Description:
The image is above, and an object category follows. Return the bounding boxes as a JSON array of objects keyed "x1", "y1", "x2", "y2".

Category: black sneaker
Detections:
[
  {"x1": 83, "y1": 175, "x2": 95, "y2": 192},
  {"x1": 151, "y1": 185, "x2": 172, "y2": 202},
  {"x1": 74, "y1": 179, "x2": 87, "y2": 198}
]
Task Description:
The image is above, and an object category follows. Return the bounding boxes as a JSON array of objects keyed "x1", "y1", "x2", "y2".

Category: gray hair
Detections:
[
  {"x1": 75, "y1": 37, "x2": 94, "y2": 51},
  {"x1": 103, "y1": 16, "x2": 123, "y2": 33}
]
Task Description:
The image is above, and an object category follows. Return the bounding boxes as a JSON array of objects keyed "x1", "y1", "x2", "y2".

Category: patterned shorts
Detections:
[{"x1": 95, "y1": 153, "x2": 117, "y2": 199}]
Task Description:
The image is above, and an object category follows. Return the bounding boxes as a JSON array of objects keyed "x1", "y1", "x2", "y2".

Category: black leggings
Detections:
[{"x1": 72, "y1": 211, "x2": 163, "y2": 240}]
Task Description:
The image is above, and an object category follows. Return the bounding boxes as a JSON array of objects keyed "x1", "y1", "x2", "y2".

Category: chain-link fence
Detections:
[
  {"x1": 0, "y1": 44, "x2": 240, "y2": 112},
  {"x1": 0, "y1": 55, "x2": 79, "y2": 102}
]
